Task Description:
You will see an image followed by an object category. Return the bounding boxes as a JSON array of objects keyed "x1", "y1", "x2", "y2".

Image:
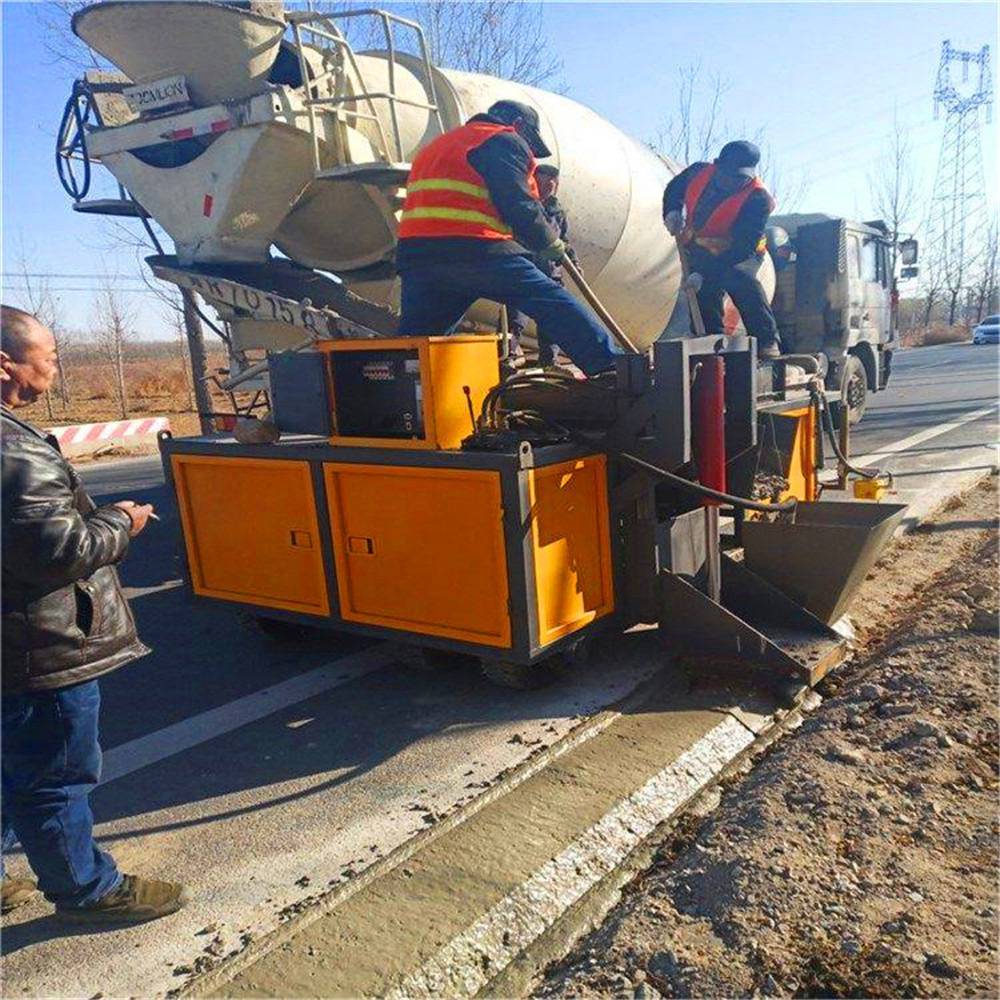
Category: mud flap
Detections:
[{"x1": 659, "y1": 556, "x2": 847, "y2": 688}]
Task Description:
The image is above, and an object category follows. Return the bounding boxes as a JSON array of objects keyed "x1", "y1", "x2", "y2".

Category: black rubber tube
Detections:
[
  {"x1": 812, "y1": 390, "x2": 884, "y2": 481},
  {"x1": 619, "y1": 451, "x2": 798, "y2": 513}
]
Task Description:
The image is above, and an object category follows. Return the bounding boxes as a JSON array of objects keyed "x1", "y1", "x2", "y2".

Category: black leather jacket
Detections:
[{"x1": 2, "y1": 409, "x2": 148, "y2": 693}]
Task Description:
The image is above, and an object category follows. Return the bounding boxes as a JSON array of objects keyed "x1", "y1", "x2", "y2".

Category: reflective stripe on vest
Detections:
[
  {"x1": 679, "y1": 163, "x2": 771, "y2": 255},
  {"x1": 399, "y1": 121, "x2": 537, "y2": 240}
]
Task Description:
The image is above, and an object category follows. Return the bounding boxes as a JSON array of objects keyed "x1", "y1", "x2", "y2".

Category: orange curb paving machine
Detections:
[{"x1": 159, "y1": 323, "x2": 905, "y2": 692}]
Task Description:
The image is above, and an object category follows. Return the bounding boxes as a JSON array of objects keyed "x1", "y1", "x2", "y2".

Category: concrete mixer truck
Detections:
[
  {"x1": 55, "y1": 1, "x2": 729, "y2": 375},
  {"x1": 52, "y1": 1, "x2": 907, "y2": 693}
]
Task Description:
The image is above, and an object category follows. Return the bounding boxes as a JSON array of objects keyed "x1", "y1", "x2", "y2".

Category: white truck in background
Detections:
[{"x1": 768, "y1": 214, "x2": 918, "y2": 423}]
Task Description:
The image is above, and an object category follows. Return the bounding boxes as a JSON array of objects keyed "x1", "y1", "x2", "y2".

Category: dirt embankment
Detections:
[{"x1": 540, "y1": 478, "x2": 999, "y2": 999}]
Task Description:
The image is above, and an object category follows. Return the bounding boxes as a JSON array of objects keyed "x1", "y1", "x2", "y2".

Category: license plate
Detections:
[{"x1": 123, "y1": 75, "x2": 190, "y2": 117}]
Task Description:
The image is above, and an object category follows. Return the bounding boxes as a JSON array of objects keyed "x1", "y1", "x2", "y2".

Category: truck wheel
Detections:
[
  {"x1": 480, "y1": 658, "x2": 558, "y2": 690},
  {"x1": 841, "y1": 355, "x2": 868, "y2": 425}
]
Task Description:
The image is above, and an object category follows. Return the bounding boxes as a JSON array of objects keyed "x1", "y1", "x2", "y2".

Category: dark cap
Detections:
[
  {"x1": 487, "y1": 99, "x2": 552, "y2": 158},
  {"x1": 534, "y1": 163, "x2": 560, "y2": 178},
  {"x1": 715, "y1": 140, "x2": 761, "y2": 178}
]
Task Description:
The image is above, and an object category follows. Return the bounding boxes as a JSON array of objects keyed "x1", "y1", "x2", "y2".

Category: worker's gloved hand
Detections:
[
  {"x1": 538, "y1": 238, "x2": 566, "y2": 262},
  {"x1": 685, "y1": 271, "x2": 704, "y2": 292},
  {"x1": 664, "y1": 210, "x2": 683, "y2": 236}
]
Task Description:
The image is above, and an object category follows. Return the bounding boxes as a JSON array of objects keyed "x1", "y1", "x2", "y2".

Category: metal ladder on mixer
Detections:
[{"x1": 285, "y1": 8, "x2": 444, "y2": 192}]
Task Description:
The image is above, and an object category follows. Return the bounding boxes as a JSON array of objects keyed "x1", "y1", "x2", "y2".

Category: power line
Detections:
[
  {"x1": 1, "y1": 272, "x2": 154, "y2": 281},
  {"x1": 3, "y1": 285, "x2": 157, "y2": 294}
]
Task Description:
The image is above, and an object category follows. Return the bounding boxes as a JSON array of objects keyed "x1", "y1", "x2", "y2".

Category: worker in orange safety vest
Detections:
[
  {"x1": 396, "y1": 100, "x2": 618, "y2": 376},
  {"x1": 663, "y1": 141, "x2": 782, "y2": 359}
]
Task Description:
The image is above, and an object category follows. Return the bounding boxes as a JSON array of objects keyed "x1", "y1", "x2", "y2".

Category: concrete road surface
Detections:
[{"x1": 1, "y1": 342, "x2": 996, "y2": 998}]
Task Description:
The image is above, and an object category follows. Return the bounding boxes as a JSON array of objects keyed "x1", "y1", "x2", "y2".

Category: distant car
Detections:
[{"x1": 973, "y1": 315, "x2": 1000, "y2": 344}]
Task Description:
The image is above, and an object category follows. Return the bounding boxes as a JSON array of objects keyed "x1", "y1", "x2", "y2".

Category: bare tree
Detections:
[
  {"x1": 650, "y1": 64, "x2": 808, "y2": 212},
  {"x1": 94, "y1": 283, "x2": 132, "y2": 418},
  {"x1": 14, "y1": 243, "x2": 72, "y2": 416},
  {"x1": 868, "y1": 114, "x2": 920, "y2": 278},
  {"x1": 181, "y1": 290, "x2": 216, "y2": 433},
  {"x1": 651, "y1": 62, "x2": 729, "y2": 166},
  {"x1": 971, "y1": 216, "x2": 999, "y2": 322},
  {"x1": 166, "y1": 299, "x2": 196, "y2": 412}
]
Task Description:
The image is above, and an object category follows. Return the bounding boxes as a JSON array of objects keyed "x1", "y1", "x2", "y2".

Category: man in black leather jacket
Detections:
[{"x1": 1, "y1": 305, "x2": 185, "y2": 923}]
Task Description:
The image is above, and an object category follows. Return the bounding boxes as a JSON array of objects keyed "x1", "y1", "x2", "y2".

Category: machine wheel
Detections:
[
  {"x1": 840, "y1": 355, "x2": 868, "y2": 425},
  {"x1": 243, "y1": 614, "x2": 319, "y2": 642},
  {"x1": 480, "y1": 658, "x2": 560, "y2": 690},
  {"x1": 406, "y1": 648, "x2": 479, "y2": 672}
]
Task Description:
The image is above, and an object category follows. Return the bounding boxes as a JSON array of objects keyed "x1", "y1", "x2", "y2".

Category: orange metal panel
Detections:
[
  {"x1": 324, "y1": 463, "x2": 511, "y2": 646},
  {"x1": 779, "y1": 406, "x2": 818, "y2": 502},
  {"x1": 528, "y1": 456, "x2": 615, "y2": 646},
  {"x1": 320, "y1": 336, "x2": 499, "y2": 450},
  {"x1": 171, "y1": 455, "x2": 330, "y2": 615}
]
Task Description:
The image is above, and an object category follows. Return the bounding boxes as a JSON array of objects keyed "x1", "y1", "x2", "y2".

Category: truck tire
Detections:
[{"x1": 841, "y1": 355, "x2": 868, "y2": 425}]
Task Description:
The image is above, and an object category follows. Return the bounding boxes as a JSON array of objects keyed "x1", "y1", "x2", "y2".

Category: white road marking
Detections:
[
  {"x1": 387, "y1": 715, "x2": 755, "y2": 999},
  {"x1": 101, "y1": 644, "x2": 398, "y2": 783},
  {"x1": 852, "y1": 403, "x2": 998, "y2": 466}
]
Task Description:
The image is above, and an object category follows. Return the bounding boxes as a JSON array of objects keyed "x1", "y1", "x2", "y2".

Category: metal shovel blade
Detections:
[{"x1": 742, "y1": 501, "x2": 908, "y2": 625}]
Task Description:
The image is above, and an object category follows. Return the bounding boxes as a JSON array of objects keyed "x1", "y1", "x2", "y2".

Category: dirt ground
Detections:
[
  {"x1": 19, "y1": 353, "x2": 232, "y2": 438},
  {"x1": 539, "y1": 477, "x2": 999, "y2": 999}
]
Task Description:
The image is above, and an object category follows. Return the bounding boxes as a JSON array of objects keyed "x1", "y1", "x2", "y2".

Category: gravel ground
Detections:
[{"x1": 539, "y1": 478, "x2": 999, "y2": 999}]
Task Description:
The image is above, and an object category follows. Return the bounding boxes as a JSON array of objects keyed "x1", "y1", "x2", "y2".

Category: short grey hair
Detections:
[{"x1": 1, "y1": 305, "x2": 43, "y2": 362}]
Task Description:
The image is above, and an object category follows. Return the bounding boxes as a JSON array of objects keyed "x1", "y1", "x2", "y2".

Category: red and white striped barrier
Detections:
[{"x1": 47, "y1": 416, "x2": 171, "y2": 451}]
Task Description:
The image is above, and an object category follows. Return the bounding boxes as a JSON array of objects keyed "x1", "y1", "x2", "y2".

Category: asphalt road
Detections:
[{"x1": 2, "y1": 342, "x2": 996, "y2": 997}]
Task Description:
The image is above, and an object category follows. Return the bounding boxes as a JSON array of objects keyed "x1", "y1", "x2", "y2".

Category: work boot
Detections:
[
  {"x1": 55, "y1": 874, "x2": 187, "y2": 925},
  {"x1": 1, "y1": 876, "x2": 38, "y2": 913},
  {"x1": 758, "y1": 342, "x2": 781, "y2": 361}
]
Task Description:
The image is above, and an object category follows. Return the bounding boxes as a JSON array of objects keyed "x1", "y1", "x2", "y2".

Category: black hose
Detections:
[
  {"x1": 811, "y1": 389, "x2": 886, "y2": 482},
  {"x1": 619, "y1": 451, "x2": 798, "y2": 513}
]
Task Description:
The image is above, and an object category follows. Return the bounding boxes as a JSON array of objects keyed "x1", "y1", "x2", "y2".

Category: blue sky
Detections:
[{"x1": 2, "y1": 0, "x2": 997, "y2": 339}]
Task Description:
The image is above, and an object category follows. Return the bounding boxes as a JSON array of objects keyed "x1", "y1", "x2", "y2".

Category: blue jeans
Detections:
[
  {"x1": 398, "y1": 255, "x2": 618, "y2": 375},
  {"x1": 1, "y1": 680, "x2": 121, "y2": 907}
]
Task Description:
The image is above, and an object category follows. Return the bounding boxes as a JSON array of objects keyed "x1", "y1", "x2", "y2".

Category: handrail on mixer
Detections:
[{"x1": 284, "y1": 8, "x2": 444, "y2": 173}]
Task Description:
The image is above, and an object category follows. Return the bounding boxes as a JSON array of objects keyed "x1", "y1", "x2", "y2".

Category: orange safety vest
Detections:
[
  {"x1": 399, "y1": 121, "x2": 539, "y2": 240},
  {"x1": 680, "y1": 164, "x2": 773, "y2": 256}
]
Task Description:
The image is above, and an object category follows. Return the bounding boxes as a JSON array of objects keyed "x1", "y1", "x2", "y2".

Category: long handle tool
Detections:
[{"x1": 562, "y1": 256, "x2": 641, "y2": 355}]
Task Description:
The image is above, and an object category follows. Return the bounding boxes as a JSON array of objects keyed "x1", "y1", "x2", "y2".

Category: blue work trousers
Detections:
[
  {"x1": 398, "y1": 255, "x2": 618, "y2": 375},
  {"x1": 1, "y1": 680, "x2": 121, "y2": 907}
]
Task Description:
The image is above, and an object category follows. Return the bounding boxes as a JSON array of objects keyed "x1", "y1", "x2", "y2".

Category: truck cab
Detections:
[{"x1": 768, "y1": 214, "x2": 916, "y2": 423}]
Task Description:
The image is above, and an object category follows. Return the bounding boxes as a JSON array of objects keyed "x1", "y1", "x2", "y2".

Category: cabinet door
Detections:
[
  {"x1": 324, "y1": 463, "x2": 511, "y2": 647},
  {"x1": 172, "y1": 455, "x2": 329, "y2": 615}
]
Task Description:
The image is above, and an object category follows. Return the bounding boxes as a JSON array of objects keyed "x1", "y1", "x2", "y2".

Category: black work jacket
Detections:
[
  {"x1": 1, "y1": 409, "x2": 148, "y2": 692},
  {"x1": 663, "y1": 162, "x2": 774, "y2": 274},
  {"x1": 396, "y1": 114, "x2": 559, "y2": 272}
]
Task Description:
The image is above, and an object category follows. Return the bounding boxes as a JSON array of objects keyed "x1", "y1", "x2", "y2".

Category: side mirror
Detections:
[
  {"x1": 901, "y1": 265, "x2": 919, "y2": 279},
  {"x1": 900, "y1": 239, "x2": 918, "y2": 265}
]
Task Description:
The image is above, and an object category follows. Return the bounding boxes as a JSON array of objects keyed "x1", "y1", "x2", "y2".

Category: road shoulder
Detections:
[{"x1": 539, "y1": 477, "x2": 999, "y2": 998}]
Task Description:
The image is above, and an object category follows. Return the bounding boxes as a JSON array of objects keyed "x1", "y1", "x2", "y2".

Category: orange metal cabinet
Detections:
[
  {"x1": 527, "y1": 456, "x2": 615, "y2": 646},
  {"x1": 778, "y1": 406, "x2": 818, "y2": 502},
  {"x1": 324, "y1": 463, "x2": 512, "y2": 647},
  {"x1": 171, "y1": 455, "x2": 330, "y2": 615},
  {"x1": 319, "y1": 336, "x2": 499, "y2": 450}
]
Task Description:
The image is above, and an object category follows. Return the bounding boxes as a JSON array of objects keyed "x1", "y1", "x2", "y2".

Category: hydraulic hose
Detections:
[
  {"x1": 811, "y1": 389, "x2": 886, "y2": 482},
  {"x1": 619, "y1": 451, "x2": 798, "y2": 513}
]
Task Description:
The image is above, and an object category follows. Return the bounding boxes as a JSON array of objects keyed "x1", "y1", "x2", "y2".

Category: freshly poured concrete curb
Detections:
[{"x1": 387, "y1": 718, "x2": 755, "y2": 998}]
